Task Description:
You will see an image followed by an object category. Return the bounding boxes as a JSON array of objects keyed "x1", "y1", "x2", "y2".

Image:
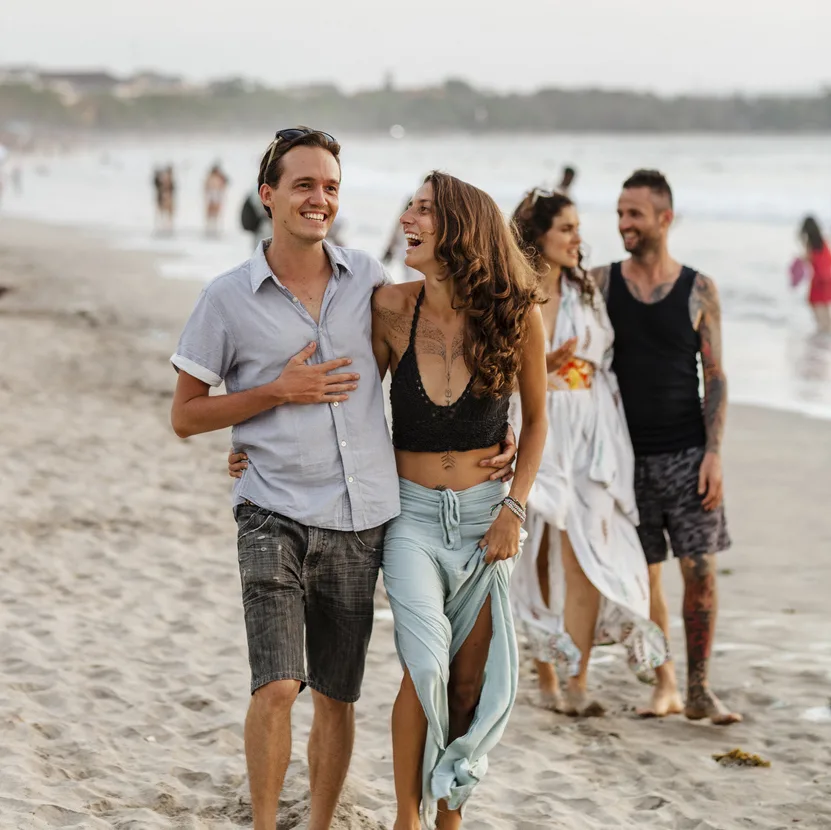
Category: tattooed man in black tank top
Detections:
[{"x1": 589, "y1": 169, "x2": 741, "y2": 726}]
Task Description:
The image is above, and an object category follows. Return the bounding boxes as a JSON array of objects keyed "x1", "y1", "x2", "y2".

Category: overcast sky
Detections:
[{"x1": 3, "y1": 0, "x2": 830, "y2": 95}]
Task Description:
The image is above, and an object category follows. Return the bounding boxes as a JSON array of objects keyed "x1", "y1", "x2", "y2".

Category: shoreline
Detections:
[
  {"x1": 1, "y1": 215, "x2": 830, "y2": 829},
  {"x1": 8, "y1": 203, "x2": 831, "y2": 424}
]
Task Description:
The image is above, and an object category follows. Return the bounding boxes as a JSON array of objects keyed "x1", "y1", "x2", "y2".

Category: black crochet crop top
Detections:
[{"x1": 390, "y1": 287, "x2": 510, "y2": 453}]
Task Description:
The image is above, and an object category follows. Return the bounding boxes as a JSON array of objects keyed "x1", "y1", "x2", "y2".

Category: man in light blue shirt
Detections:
[
  {"x1": 170, "y1": 128, "x2": 397, "y2": 830},
  {"x1": 171, "y1": 232, "x2": 396, "y2": 530}
]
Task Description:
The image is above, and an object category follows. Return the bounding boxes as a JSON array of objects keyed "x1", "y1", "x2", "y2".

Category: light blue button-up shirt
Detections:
[{"x1": 171, "y1": 239, "x2": 399, "y2": 531}]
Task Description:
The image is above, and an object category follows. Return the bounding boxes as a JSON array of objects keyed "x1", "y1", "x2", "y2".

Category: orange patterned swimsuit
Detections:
[{"x1": 549, "y1": 357, "x2": 594, "y2": 391}]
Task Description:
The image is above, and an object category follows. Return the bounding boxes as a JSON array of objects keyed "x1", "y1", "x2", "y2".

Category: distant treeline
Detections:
[{"x1": 2, "y1": 79, "x2": 831, "y2": 134}]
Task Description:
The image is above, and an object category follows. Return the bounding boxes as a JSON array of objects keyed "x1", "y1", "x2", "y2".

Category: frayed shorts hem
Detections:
[{"x1": 250, "y1": 672, "x2": 361, "y2": 703}]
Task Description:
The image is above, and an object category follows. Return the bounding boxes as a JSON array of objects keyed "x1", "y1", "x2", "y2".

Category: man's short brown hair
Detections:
[
  {"x1": 257, "y1": 128, "x2": 341, "y2": 218},
  {"x1": 622, "y1": 168, "x2": 673, "y2": 210}
]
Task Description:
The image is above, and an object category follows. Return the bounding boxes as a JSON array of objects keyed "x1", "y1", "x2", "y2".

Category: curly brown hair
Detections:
[
  {"x1": 426, "y1": 171, "x2": 542, "y2": 398},
  {"x1": 511, "y1": 189, "x2": 596, "y2": 304}
]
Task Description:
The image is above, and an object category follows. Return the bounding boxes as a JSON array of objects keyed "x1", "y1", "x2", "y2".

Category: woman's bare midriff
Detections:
[{"x1": 395, "y1": 444, "x2": 501, "y2": 492}]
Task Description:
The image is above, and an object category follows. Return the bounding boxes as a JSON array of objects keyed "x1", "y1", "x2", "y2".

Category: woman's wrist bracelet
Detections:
[{"x1": 491, "y1": 496, "x2": 526, "y2": 524}]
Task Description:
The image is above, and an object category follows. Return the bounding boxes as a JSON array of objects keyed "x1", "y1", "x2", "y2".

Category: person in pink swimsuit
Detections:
[{"x1": 800, "y1": 216, "x2": 831, "y2": 333}]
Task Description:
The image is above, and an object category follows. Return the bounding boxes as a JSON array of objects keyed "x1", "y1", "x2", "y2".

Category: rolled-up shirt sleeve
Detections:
[
  {"x1": 170, "y1": 290, "x2": 236, "y2": 387},
  {"x1": 374, "y1": 260, "x2": 393, "y2": 288}
]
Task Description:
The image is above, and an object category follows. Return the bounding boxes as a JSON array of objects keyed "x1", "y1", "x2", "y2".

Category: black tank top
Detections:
[
  {"x1": 607, "y1": 262, "x2": 706, "y2": 456},
  {"x1": 390, "y1": 287, "x2": 509, "y2": 452}
]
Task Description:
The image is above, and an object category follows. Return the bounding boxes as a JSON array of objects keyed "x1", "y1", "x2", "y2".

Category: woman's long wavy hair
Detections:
[
  {"x1": 512, "y1": 189, "x2": 596, "y2": 304},
  {"x1": 801, "y1": 215, "x2": 826, "y2": 253},
  {"x1": 426, "y1": 171, "x2": 542, "y2": 398}
]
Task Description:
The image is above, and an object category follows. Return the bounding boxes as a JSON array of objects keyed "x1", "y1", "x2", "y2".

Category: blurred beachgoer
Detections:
[
  {"x1": 798, "y1": 216, "x2": 831, "y2": 333},
  {"x1": 11, "y1": 165, "x2": 22, "y2": 194},
  {"x1": 240, "y1": 186, "x2": 270, "y2": 249},
  {"x1": 152, "y1": 167, "x2": 164, "y2": 229},
  {"x1": 0, "y1": 144, "x2": 6, "y2": 207},
  {"x1": 510, "y1": 188, "x2": 668, "y2": 715},
  {"x1": 591, "y1": 169, "x2": 741, "y2": 725},
  {"x1": 153, "y1": 165, "x2": 176, "y2": 235},
  {"x1": 556, "y1": 165, "x2": 576, "y2": 197},
  {"x1": 204, "y1": 163, "x2": 229, "y2": 237}
]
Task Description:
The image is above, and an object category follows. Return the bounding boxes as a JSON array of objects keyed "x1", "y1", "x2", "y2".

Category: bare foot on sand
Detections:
[
  {"x1": 539, "y1": 689, "x2": 567, "y2": 712},
  {"x1": 685, "y1": 688, "x2": 743, "y2": 725},
  {"x1": 637, "y1": 684, "x2": 685, "y2": 718},
  {"x1": 536, "y1": 660, "x2": 566, "y2": 712},
  {"x1": 563, "y1": 684, "x2": 606, "y2": 718}
]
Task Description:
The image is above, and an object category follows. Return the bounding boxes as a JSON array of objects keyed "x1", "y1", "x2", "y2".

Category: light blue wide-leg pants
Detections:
[{"x1": 382, "y1": 478, "x2": 523, "y2": 827}]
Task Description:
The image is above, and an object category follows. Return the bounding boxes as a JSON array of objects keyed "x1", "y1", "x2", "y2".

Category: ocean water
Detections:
[{"x1": 3, "y1": 132, "x2": 831, "y2": 418}]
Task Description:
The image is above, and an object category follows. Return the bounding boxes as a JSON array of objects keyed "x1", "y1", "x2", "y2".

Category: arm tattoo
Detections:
[
  {"x1": 690, "y1": 274, "x2": 727, "y2": 454},
  {"x1": 373, "y1": 305, "x2": 411, "y2": 353}
]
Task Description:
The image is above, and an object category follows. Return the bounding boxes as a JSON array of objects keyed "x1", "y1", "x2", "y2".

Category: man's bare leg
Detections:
[
  {"x1": 244, "y1": 679, "x2": 300, "y2": 830},
  {"x1": 391, "y1": 671, "x2": 427, "y2": 830},
  {"x1": 638, "y1": 562, "x2": 684, "y2": 717},
  {"x1": 679, "y1": 553, "x2": 742, "y2": 725},
  {"x1": 811, "y1": 303, "x2": 831, "y2": 334},
  {"x1": 307, "y1": 691, "x2": 355, "y2": 830},
  {"x1": 534, "y1": 523, "x2": 564, "y2": 711}
]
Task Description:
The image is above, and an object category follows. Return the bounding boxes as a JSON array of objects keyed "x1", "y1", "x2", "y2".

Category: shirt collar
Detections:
[{"x1": 249, "y1": 238, "x2": 353, "y2": 293}]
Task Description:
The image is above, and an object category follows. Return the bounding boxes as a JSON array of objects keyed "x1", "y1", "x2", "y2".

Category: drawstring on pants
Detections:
[{"x1": 438, "y1": 489, "x2": 461, "y2": 549}]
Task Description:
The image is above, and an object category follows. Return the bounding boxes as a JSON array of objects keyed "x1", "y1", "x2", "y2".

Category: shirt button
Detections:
[
  {"x1": 348, "y1": 476, "x2": 354, "y2": 483},
  {"x1": 292, "y1": 297, "x2": 299, "y2": 303},
  {"x1": 332, "y1": 401, "x2": 339, "y2": 407},
  {"x1": 341, "y1": 440, "x2": 347, "y2": 447}
]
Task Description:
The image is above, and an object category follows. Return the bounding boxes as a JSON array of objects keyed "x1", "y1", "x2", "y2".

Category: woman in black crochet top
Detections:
[{"x1": 372, "y1": 172, "x2": 547, "y2": 830}]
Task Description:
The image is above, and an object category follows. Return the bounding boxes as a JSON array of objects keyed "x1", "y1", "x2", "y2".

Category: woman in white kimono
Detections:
[{"x1": 510, "y1": 189, "x2": 668, "y2": 715}]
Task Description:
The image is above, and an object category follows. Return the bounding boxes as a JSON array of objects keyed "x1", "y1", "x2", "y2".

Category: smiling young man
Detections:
[
  {"x1": 591, "y1": 169, "x2": 741, "y2": 726},
  {"x1": 170, "y1": 129, "x2": 400, "y2": 830}
]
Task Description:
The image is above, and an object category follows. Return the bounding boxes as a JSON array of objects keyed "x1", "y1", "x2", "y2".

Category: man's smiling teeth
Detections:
[{"x1": 302, "y1": 212, "x2": 326, "y2": 222}]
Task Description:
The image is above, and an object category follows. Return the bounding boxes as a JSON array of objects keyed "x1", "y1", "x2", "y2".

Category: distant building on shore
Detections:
[
  {"x1": 38, "y1": 71, "x2": 121, "y2": 104},
  {"x1": 116, "y1": 71, "x2": 190, "y2": 99},
  {"x1": 0, "y1": 66, "x2": 194, "y2": 104}
]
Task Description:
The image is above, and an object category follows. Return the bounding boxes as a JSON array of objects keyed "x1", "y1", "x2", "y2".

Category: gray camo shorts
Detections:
[
  {"x1": 633, "y1": 446, "x2": 731, "y2": 566},
  {"x1": 235, "y1": 503, "x2": 385, "y2": 701}
]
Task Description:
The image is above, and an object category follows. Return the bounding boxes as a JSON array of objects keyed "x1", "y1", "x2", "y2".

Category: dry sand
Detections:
[{"x1": 1, "y1": 217, "x2": 830, "y2": 830}]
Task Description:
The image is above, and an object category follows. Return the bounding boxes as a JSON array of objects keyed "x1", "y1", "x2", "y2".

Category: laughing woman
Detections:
[{"x1": 372, "y1": 172, "x2": 547, "y2": 829}]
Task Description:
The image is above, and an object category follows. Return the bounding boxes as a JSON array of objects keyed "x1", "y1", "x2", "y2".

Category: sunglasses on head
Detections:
[
  {"x1": 263, "y1": 128, "x2": 338, "y2": 171},
  {"x1": 529, "y1": 187, "x2": 556, "y2": 206},
  {"x1": 275, "y1": 127, "x2": 337, "y2": 144}
]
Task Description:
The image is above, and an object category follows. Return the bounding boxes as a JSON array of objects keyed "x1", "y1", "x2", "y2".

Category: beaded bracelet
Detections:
[{"x1": 490, "y1": 496, "x2": 527, "y2": 524}]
